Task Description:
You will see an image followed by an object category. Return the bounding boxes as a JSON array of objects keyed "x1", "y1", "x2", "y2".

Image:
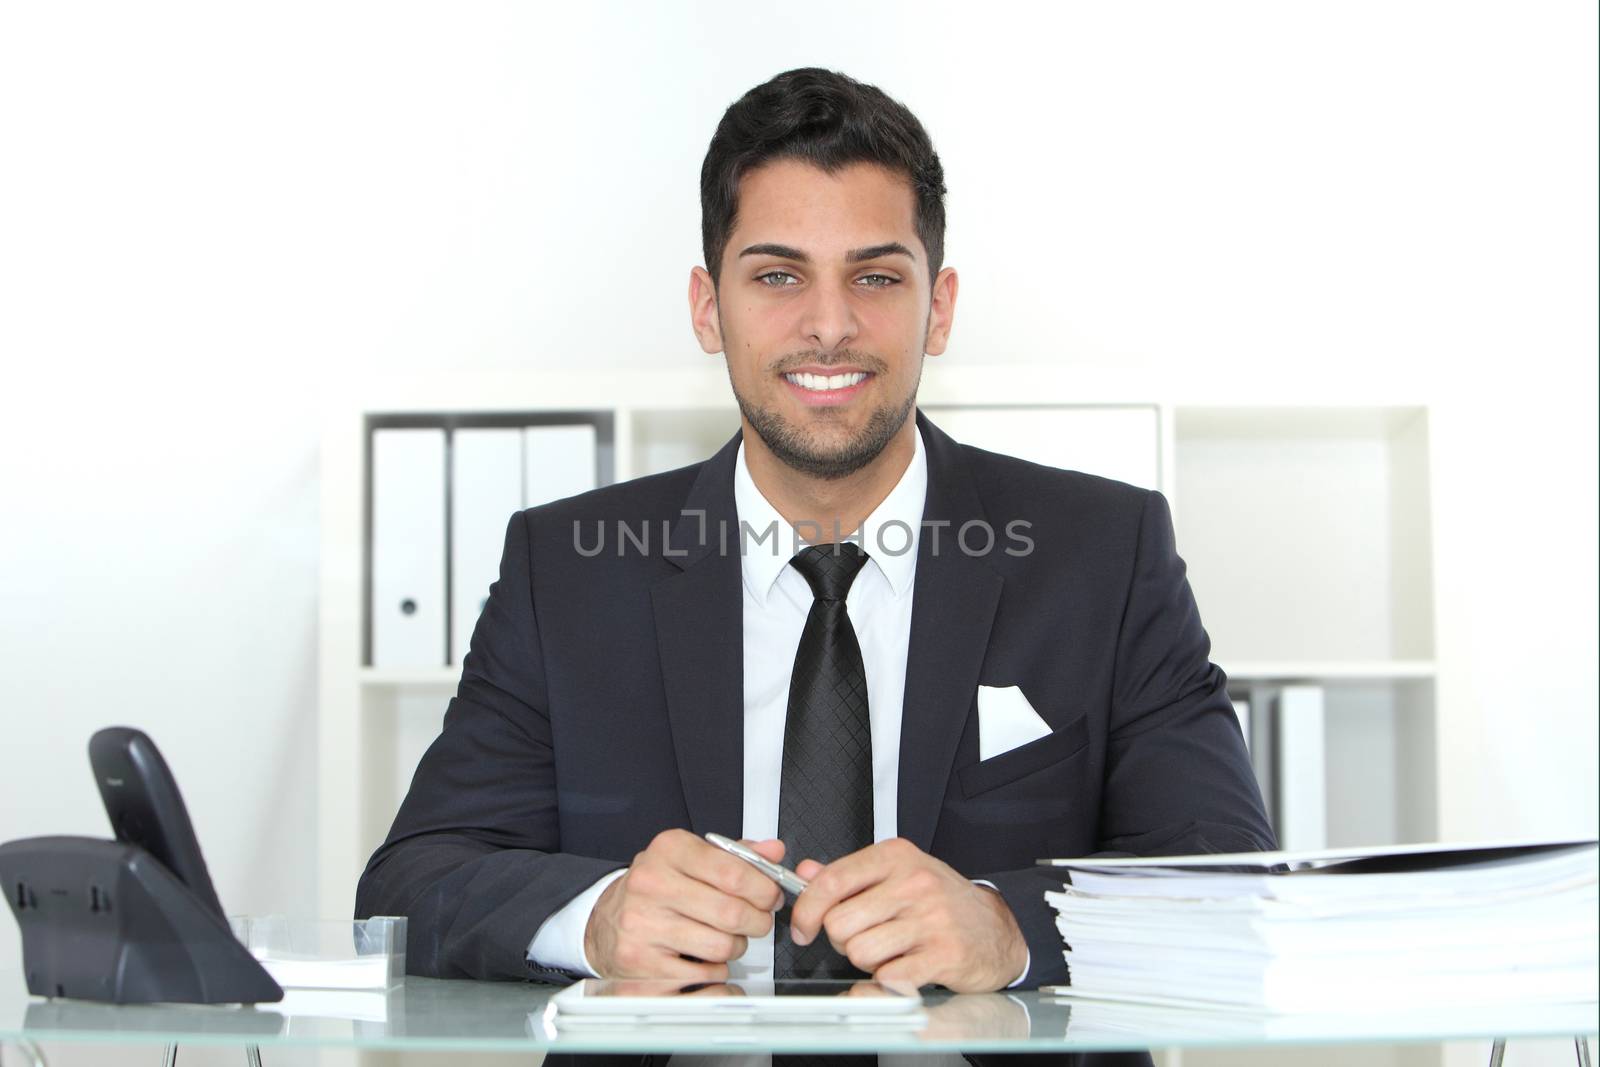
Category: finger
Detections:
[
  {"x1": 660, "y1": 917, "x2": 749, "y2": 965},
  {"x1": 614, "y1": 947, "x2": 729, "y2": 983},
  {"x1": 790, "y1": 840, "x2": 910, "y2": 943},
  {"x1": 743, "y1": 838, "x2": 786, "y2": 864},
  {"x1": 819, "y1": 882, "x2": 909, "y2": 950},
  {"x1": 621, "y1": 895, "x2": 749, "y2": 968},
  {"x1": 795, "y1": 858, "x2": 824, "y2": 881},
  {"x1": 658, "y1": 867, "x2": 774, "y2": 937},
  {"x1": 871, "y1": 971, "x2": 923, "y2": 997},
  {"x1": 872, "y1": 950, "x2": 936, "y2": 991},
  {"x1": 843, "y1": 980, "x2": 892, "y2": 998},
  {"x1": 676, "y1": 840, "x2": 785, "y2": 912},
  {"x1": 840, "y1": 918, "x2": 920, "y2": 974}
]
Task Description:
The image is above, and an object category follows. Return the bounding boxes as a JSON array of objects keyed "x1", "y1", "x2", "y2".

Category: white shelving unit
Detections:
[{"x1": 319, "y1": 368, "x2": 1442, "y2": 990}]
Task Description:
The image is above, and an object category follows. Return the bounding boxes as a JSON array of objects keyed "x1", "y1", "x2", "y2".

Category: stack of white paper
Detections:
[{"x1": 1042, "y1": 841, "x2": 1599, "y2": 1014}]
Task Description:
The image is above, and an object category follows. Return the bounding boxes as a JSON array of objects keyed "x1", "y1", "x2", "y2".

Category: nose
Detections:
[{"x1": 796, "y1": 279, "x2": 859, "y2": 353}]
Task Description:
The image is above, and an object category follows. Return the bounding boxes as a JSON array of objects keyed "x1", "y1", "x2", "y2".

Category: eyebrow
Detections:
[{"x1": 737, "y1": 241, "x2": 917, "y2": 264}]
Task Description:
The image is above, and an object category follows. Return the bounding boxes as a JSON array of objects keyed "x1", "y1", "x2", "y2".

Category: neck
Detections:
[{"x1": 743, "y1": 416, "x2": 918, "y2": 543}]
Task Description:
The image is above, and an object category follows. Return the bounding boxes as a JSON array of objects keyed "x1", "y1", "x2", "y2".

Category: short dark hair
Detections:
[{"x1": 700, "y1": 68, "x2": 947, "y2": 287}]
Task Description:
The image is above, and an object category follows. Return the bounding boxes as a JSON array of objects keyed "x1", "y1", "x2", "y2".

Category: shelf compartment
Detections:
[
  {"x1": 1176, "y1": 405, "x2": 1433, "y2": 664},
  {"x1": 625, "y1": 407, "x2": 740, "y2": 480},
  {"x1": 1231, "y1": 677, "x2": 1436, "y2": 851}
]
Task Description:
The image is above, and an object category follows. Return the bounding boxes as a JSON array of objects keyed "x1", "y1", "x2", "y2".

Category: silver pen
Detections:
[{"x1": 705, "y1": 832, "x2": 809, "y2": 896}]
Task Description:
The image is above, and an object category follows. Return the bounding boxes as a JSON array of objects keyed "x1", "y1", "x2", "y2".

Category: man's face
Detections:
[{"x1": 690, "y1": 159, "x2": 957, "y2": 480}]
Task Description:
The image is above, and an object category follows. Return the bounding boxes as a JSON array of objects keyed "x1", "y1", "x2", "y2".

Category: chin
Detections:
[{"x1": 743, "y1": 401, "x2": 914, "y2": 483}]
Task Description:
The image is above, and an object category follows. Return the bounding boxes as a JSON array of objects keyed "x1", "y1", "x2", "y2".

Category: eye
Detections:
[
  {"x1": 857, "y1": 273, "x2": 900, "y2": 288},
  {"x1": 756, "y1": 270, "x2": 799, "y2": 287}
]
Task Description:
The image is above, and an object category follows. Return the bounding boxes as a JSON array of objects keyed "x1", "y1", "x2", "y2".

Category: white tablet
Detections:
[{"x1": 550, "y1": 978, "x2": 926, "y2": 1028}]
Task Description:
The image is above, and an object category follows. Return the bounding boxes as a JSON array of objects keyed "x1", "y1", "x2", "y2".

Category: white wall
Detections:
[{"x1": 0, "y1": 0, "x2": 1594, "y2": 1059}]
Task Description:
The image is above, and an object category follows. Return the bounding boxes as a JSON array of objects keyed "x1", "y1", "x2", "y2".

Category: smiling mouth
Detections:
[{"x1": 782, "y1": 370, "x2": 871, "y2": 392}]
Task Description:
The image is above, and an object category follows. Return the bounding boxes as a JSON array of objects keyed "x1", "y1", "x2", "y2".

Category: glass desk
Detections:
[{"x1": 0, "y1": 970, "x2": 1595, "y2": 1061}]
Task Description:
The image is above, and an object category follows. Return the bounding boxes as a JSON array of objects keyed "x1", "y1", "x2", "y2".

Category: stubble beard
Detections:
[{"x1": 729, "y1": 352, "x2": 922, "y2": 482}]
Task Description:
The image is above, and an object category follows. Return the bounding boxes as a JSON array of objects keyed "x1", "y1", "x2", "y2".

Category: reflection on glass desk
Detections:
[{"x1": 1, "y1": 971, "x2": 1595, "y2": 1056}]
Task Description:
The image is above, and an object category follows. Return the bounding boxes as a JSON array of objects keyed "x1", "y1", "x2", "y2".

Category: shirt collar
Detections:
[{"x1": 732, "y1": 422, "x2": 928, "y2": 605}]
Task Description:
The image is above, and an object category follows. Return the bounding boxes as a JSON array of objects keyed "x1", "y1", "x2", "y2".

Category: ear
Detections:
[
  {"x1": 689, "y1": 266, "x2": 724, "y2": 354},
  {"x1": 924, "y1": 267, "x2": 958, "y2": 356}
]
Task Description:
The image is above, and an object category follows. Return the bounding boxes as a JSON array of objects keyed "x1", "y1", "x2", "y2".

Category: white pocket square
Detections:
[{"x1": 976, "y1": 684, "x2": 1052, "y2": 761}]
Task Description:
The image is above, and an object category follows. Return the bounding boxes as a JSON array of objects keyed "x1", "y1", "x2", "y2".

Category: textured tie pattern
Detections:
[{"x1": 775, "y1": 542, "x2": 873, "y2": 980}]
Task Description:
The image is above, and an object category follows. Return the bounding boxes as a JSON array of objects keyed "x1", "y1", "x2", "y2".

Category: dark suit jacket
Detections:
[{"x1": 355, "y1": 410, "x2": 1274, "y2": 1060}]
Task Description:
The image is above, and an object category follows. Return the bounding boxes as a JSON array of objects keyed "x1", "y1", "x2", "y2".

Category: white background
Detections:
[{"x1": 0, "y1": 2, "x2": 1594, "y2": 1063}]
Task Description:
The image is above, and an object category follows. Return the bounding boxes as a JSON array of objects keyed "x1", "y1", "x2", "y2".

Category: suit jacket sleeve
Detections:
[
  {"x1": 981, "y1": 488, "x2": 1277, "y2": 988},
  {"x1": 353, "y1": 511, "x2": 626, "y2": 982}
]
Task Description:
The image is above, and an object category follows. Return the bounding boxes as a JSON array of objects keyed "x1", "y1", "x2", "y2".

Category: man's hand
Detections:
[
  {"x1": 583, "y1": 829, "x2": 785, "y2": 980},
  {"x1": 788, "y1": 838, "x2": 1027, "y2": 992}
]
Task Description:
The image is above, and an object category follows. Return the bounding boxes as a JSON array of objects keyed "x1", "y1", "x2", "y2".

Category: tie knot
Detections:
[{"x1": 789, "y1": 542, "x2": 869, "y2": 601}]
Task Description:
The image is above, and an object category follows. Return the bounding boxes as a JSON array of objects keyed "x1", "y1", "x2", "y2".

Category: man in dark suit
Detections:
[{"x1": 356, "y1": 67, "x2": 1273, "y2": 1062}]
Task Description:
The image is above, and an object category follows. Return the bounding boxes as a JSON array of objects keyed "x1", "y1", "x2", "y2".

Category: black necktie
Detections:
[{"x1": 775, "y1": 542, "x2": 874, "y2": 980}]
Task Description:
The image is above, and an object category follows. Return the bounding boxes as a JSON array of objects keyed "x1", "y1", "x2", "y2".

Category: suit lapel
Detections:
[
  {"x1": 897, "y1": 411, "x2": 1005, "y2": 852},
  {"x1": 652, "y1": 430, "x2": 745, "y2": 838}
]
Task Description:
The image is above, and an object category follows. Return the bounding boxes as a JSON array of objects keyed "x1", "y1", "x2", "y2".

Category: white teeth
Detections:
[{"x1": 784, "y1": 371, "x2": 867, "y2": 391}]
